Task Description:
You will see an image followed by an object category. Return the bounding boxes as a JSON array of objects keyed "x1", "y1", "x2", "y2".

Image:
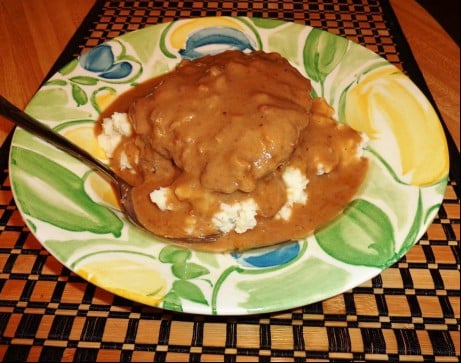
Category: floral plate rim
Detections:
[{"x1": 8, "y1": 17, "x2": 449, "y2": 315}]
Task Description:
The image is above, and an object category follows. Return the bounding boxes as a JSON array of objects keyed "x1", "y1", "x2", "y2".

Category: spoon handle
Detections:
[{"x1": 0, "y1": 94, "x2": 121, "y2": 184}]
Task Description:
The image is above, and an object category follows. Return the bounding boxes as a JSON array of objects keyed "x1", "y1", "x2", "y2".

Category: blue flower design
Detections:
[
  {"x1": 231, "y1": 241, "x2": 301, "y2": 268},
  {"x1": 179, "y1": 27, "x2": 256, "y2": 60},
  {"x1": 79, "y1": 44, "x2": 133, "y2": 79}
]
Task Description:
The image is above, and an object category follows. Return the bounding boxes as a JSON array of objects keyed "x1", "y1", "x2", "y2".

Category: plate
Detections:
[{"x1": 9, "y1": 17, "x2": 449, "y2": 315}]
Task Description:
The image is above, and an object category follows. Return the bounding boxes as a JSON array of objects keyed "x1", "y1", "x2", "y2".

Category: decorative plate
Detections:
[{"x1": 9, "y1": 17, "x2": 449, "y2": 315}]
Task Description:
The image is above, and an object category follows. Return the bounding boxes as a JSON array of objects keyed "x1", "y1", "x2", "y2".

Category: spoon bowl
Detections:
[{"x1": 0, "y1": 95, "x2": 217, "y2": 243}]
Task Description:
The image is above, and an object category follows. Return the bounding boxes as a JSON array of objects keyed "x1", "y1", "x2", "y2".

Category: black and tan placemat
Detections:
[{"x1": 1, "y1": 1, "x2": 459, "y2": 362}]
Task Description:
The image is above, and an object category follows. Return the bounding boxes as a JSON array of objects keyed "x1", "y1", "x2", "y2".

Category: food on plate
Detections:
[{"x1": 96, "y1": 50, "x2": 368, "y2": 252}]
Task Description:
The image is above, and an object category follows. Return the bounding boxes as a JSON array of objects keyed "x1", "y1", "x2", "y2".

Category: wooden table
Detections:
[
  {"x1": 0, "y1": 1, "x2": 459, "y2": 362},
  {"x1": 2, "y1": 0, "x2": 458, "y2": 148}
]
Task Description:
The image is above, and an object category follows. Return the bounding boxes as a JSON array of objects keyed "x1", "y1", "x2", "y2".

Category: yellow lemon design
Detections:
[
  {"x1": 61, "y1": 123, "x2": 107, "y2": 161},
  {"x1": 170, "y1": 17, "x2": 244, "y2": 50},
  {"x1": 85, "y1": 172, "x2": 121, "y2": 210},
  {"x1": 76, "y1": 257, "x2": 167, "y2": 306},
  {"x1": 93, "y1": 87, "x2": 117, "y2": 113},
  {"x1": 344, "y1": 66, "x2": 449, "y2": 186}
]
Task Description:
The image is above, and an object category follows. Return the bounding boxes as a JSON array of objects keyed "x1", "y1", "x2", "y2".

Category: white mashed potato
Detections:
[
  {"x1": 276, "y1": 167, "x2": 309, "y2": 221},
  {"x1": 100, "y1": 112, "x2": 366, "y2": 237},
  {"x1": 149, "y1": 187, "x2": 174, "y2": 211},
  {"x1": 212, "y1": 199, "x2": 259, "y2": 234},
  {"x1": 97, "y1": 112, "x2": 133, "y2": 160},
  {"x1": 149, "y1": 166, "x2": 309, "y2": 235}
]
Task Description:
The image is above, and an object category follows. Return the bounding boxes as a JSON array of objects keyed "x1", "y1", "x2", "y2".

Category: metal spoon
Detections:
[{"x1": 0, "y1": 95, "x2": 217, "y2": 243}]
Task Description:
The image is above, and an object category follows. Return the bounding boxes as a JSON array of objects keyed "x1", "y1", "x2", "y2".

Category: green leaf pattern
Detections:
[
  {"x1": 10, "y1": 147, "x2": 123, "y2": 236},
  {"x1": 303, "y1": 28, "x2": 348, "y2": 97},
  {"x1": 159, "y1": 245, "x2": 210, "y2": 310}
]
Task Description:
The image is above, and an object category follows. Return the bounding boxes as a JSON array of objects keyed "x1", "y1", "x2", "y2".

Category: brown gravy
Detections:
[{"x1": 98, "y1": 50, "x2": 368, "y2": 252}]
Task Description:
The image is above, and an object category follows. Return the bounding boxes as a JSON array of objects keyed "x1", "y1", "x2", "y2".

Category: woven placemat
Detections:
[{"x1": 1, "y1": 1, "x2": 459, "y2": 362}]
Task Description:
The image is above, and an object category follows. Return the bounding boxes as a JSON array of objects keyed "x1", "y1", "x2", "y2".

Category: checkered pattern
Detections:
[
  {"x1": 1, "y1": 0, "x2": 459, "y2": 362},
  {"x1": 77, "y1": 0, "x2": 401, "y2": 64}
]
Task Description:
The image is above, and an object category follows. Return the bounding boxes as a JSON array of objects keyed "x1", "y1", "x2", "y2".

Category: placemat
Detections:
[{"x1": 1, "y1": 0, "x2": 459, "y2": 362}]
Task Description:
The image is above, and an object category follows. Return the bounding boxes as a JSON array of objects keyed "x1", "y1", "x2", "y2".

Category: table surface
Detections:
[
  {"x1": 0, "y1": 1, "x2": 459, "y2": 362},
  {"x1": 1, "y1": 0, "x2": 458, "y2": 149}
]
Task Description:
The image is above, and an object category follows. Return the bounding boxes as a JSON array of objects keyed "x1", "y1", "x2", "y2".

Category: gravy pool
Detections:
[{"x1": 98, "y1": 50, "x2": 368, "y2": 252}]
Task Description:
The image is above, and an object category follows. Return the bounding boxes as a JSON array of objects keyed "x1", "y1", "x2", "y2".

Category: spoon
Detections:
[{"x1": 0, "y1": 95, "x2": 217, "y2": 243}]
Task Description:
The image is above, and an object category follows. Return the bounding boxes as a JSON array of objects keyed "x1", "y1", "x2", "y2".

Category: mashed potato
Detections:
[
  {"x1": 97, "y1": 112, "x2": 132, "y2": 158},
  {"x1": 99, "y1": 111, "x2": 311, "y2": 234},
  {"x1": 276, "y1": 167, "x2": 309, "y2": 221},
  {"x1": 97, "y1": 50, "x2": 368, "y2": 251},
  {"x1": 212, "y1": 199, "x2": 259, "y2": 234}
]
